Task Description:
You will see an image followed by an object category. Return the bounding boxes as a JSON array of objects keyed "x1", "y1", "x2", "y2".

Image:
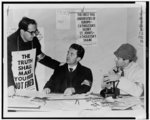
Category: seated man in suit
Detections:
[
  {"x1": 43, "y1": 43, "x2": 93, "y2": 96},
  {"x1": 100, "y1": 43, "x2": 144, "y2": 98}
]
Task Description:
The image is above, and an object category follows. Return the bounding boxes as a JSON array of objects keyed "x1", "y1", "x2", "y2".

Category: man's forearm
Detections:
[{"x1": 39, "y1": 55, "x2": 60, "y2": 69}]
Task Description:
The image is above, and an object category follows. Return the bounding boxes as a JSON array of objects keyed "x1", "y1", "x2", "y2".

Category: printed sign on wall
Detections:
[
  {"x1": 138, "y1": 6, "x2": 145, "y2": 47},
  {"x1": 76, "y1": 10, "x2": 97, "y2": 46},
  {"x1": 56, "y1": 9, "x2": 70, "y2": 30}
]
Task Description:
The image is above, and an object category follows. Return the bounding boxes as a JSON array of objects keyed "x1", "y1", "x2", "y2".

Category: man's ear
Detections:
[
  {"x1": 124, "y1": 59, "x2": 130, "y2": 65},
  {"x1": 77, "y1": 57, "x2": 81, "y2": 62},
  {"x1": 20, "y1": 29, "x2": 24, "y2": 35}
]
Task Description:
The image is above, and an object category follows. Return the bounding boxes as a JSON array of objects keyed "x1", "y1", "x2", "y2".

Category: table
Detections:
[{"x1": 4, "y1": 92, "x2": 146, "y2": 118}]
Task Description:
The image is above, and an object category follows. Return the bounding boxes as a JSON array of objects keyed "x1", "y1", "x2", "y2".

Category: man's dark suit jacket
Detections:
[{"x1": 44, "y1": 63, "x2": 93, "y2": 94}]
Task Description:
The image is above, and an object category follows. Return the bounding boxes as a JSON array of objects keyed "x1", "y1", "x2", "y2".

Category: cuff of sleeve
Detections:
[
  {"x1": 37, "y1": 53, "x2": 45, "y2": 61},
  {"x1": 72, "y1": 88, "x2": 75, "y2": 93},
  {"x1": 81, "y1": 80, "x2": 91, "y2": 86}
]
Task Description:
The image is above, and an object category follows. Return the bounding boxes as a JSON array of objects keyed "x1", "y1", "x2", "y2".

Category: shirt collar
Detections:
[
  {"x1": 68, "y1": 64, "x2": 77, "y2": 72},
  {"x1": 124, "y1": 61, "x2": 135, "y2": 71}
]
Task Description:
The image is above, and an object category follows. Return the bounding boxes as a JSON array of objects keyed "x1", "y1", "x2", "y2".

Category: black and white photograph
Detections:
[{"x1": 2, "y1": 1, "x2": 148, "y2": 119}]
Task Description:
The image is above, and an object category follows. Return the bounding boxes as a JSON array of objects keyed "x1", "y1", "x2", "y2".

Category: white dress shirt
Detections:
[{"x1": 68, "y1": 65, "x2": 77, "y2": 72}]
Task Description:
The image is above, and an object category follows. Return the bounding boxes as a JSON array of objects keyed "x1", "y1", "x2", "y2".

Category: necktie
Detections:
[
  {"x1": 69, "y1": 68, "x2": 73, "y2": 72},
  {"x1": 69, "y1": 68, "x2": 73, "y2": 87},
  {"x1": 120, "y1": 68, "x2": 124, "y2": 76}
]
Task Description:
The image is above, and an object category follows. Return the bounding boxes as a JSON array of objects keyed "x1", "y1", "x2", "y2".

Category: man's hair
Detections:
[
  {"x1": 18, "y1": 17, "x2": 37, "y2": 31},
  {"x1": 70, "y1": 43, "x2": 85, "y2": 60}
]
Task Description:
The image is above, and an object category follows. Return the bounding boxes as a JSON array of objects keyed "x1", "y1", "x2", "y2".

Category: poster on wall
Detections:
[
  {"x1": 56, "y1": 9, "x2": 70, "y2": 30},
  {"x1": 75, "y1": 9, "x2": 97, "y2": 46},
  {"x1": 138, "y1": 5, "x2": 145, "y2": 47}
]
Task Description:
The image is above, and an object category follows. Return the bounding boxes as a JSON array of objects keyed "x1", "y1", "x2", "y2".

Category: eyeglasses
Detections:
[{"x1": 26, "y1": 29, "x2": 39, "y2": 36}]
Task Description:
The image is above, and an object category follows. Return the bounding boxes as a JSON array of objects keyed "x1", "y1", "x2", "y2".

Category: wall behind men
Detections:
[
  {"x1": 7, "y1": 4, "x2": 143, "y2": 93},
  {"x1": 127, "y1": 7, "x2": 145, "y2": 68}
]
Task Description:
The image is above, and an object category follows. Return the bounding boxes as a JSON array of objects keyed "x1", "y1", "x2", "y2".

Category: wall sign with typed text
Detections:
[{"x1": 76, "y1": 10, "x2": 97, "y2": 46}]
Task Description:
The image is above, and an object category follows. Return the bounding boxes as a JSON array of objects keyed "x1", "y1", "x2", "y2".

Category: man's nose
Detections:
[
  {"x1": 67, "y1": 53, "x2": 71, "y2": 57},
  {"x1": 114, "y1": 57, "x2": 118, "y2": 61},
  {"x1": 66, "y1": 54, "x2": 69, "y2": 59}
]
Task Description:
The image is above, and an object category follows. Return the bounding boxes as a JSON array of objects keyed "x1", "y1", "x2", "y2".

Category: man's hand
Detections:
[
  {"x1": 59, "y1": 62, "x2": 65, "y2": 66},
  {"x1": 101, "y1": 74, "x2": 112, "y2": 89},
  {"x1": 8, "y1": 85, "x2": 16, "y2": 97},
  {"x1": 64, "y1": 87, "x2": 75, "y2": 96},
  {"x1": 108, "y1": 74, "x2": 121, "y2": 82},
  {"x1": 103, "y1": 74, "x2": 110, "y2": 83},
  {"x1": 43, "y1": 88, "x2": 51, "y2": 94}
]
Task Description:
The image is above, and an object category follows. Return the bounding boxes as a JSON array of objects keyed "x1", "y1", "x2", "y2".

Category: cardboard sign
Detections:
[{"x1": 11, "y1": 49, "x2": 36, "y2": 90}]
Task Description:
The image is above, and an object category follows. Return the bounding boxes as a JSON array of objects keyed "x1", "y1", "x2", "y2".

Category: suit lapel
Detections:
[{"x1": 72, "y1": 63, "x2": 83, "y2": 81}]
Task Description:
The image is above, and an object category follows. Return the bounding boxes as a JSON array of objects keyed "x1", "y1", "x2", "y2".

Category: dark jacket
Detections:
[
  {"x1": 44, "y1": 63, "x2": 93, "y2": 94},
  {"x1": 7, "y1": 30, "x2": 60, "y2": 90}
]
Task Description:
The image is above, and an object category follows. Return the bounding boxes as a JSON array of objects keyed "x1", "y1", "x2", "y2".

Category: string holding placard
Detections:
[
  {"x1": 7, "y1": 6, "x2": 10, "y2": 16},
  {"x1": 81, "y1": 6, "x2": 85, "y2": 13},
  {"x1": 68, "y1": 6, "x2": 96, "y2": 14}
]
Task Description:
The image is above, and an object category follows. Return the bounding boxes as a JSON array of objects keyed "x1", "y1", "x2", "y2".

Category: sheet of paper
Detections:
[
  {"x1": 15, "y1": 90, "x2": 102, "y2": 100},
  {"x1": 111, "y1": 96, "x2": 143, "y2": 110},
  {"x1": 40, "y1": 98, "x2": 108, "y2": 111},
  {"x1": 75, "y1": 10, "x2": 97, "y2": 46},
  {"x1": 15, "y1": 90, "x2": 47, "y2": 98},
  {"x1": 56, "y1": 10, "x2": 70, "y2": 29},
  {"x1": 8, "y1": 96, "x2": 40, "y2": 109},
  {"x1": 43, "y1": 93, "x2": 101, "y2": 100}
]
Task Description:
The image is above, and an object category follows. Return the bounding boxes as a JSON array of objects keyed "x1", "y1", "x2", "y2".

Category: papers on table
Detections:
[
  {"x1": 10, "y1": 90, "x2": 143, "y2": 111},
  {"x1": 15, "y1": 90, "x2": 102, "y2": 100},
  {"x1": 10, "y1": 91, "x2": 104, "y2": 111},
  {"x1": 40, "y1": 98, "x2": 110, "y2": 111},
  {"x1": 15, "y1": 90, "x2": 46, "y2": 98},
  {"x1": 110, "y1": 96, "x2": 143, "y2": 110},
  {"x1": 43, "y1": 93, "x2": 101, "y2": 100},
  {"x1": 8, "y1": 94, "x2": 105, "y2": 112},
  {"x1": 8, "y1": 96, "x2": 41, "y2": 110}
]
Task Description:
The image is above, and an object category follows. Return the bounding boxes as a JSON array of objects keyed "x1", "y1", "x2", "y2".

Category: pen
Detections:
[{"x1": 75, "y1": 99, "x2": 80, "y2": 105}]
